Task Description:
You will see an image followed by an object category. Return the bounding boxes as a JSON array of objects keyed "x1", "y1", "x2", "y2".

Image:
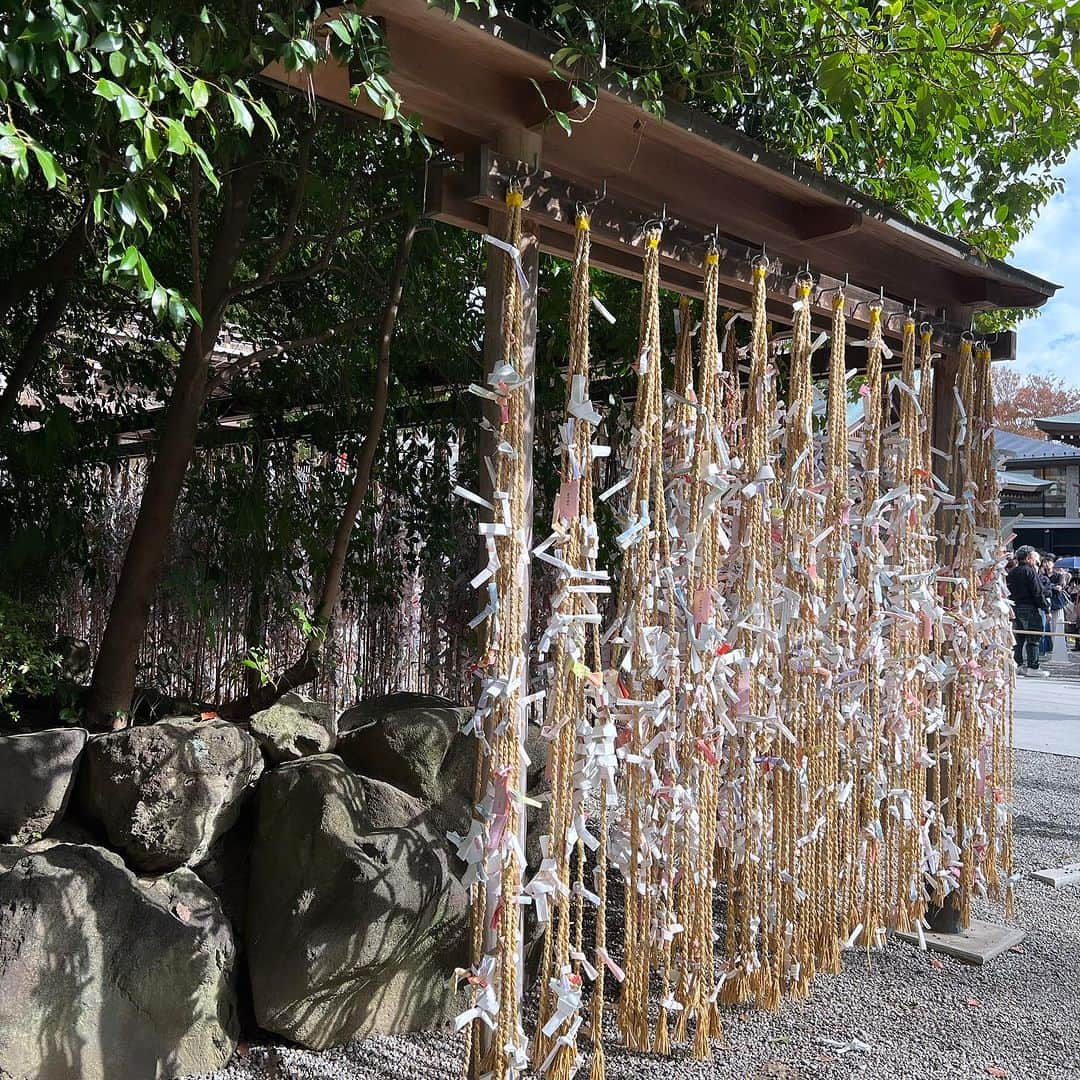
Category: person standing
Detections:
[
  {"x1": 1007, "y1": 546, "x2": 1050, "y2": 676},
  {"x1": 1039, "y1": 556, "x2": 1058, "y2": 655}
]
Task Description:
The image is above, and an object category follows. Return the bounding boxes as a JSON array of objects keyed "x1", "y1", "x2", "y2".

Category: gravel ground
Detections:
[{"x1": 188, "y1": 748, "x2": 1080, "y2": 1080}]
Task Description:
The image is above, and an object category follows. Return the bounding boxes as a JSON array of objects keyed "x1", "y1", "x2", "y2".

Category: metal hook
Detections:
[
  {"x1": 642, "y1": 202, "x2": 672, "y2": 232},
  {"x1": 886, "y1": 309, "x2": 912, "y2": 330},
  {"x1": 815, "y1": 273, "x2": 849, "y2": 305},
  {"x1": 750, "y1": 241, "x2": 770, "y2": 272},
  {"x1": 576, "y1": 178, "x2": 607, "y2": 218},
  {"x1": 919, "y1": 320, "x2": 935, "y2": 337},
  {"x1": 794, "y1": 260, "x2": 814, "y2": 288},
  {"x1": 510, "y1": 158, "x2": 540, "y2": 190},
  {"x1": 705, "y1": 224, "x2": 722, "y2": 250}
]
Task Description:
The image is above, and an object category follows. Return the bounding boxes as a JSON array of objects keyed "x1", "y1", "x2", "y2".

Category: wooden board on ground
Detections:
[
  {"x1": 1032, "y1": 864, "x2": 1080, "y2": 888},
  {"x1": 894, "y1": 921, "x2": 1027, "y2": 965}
]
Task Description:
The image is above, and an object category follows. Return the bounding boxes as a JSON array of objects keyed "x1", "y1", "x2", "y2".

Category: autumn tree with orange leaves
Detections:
[{"x1": 993, "y1": 368, "x2": 1080, "y2": 438}]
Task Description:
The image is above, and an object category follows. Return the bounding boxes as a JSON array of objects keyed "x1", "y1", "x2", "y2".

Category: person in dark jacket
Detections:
[
  {"x1": 1007, "y1": 546, "x2": 1050, "y2": 676},
  {"x1": 1039, "y1": 556, "x2": 1058, "y2": 654}
]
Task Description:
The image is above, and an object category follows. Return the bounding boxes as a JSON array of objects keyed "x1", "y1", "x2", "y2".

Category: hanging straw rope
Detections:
[
  {"x1": 610, "y1": 226, "x2": 673, "y2": 1053},
  {"x1": 778, "y1": 273, "x2": 821, "y2": 997},
  {"x1": 721, "y1": 257, "x2": 782, "y2": 1007},
  {"x1": 814, "y1": 285, "x2": 851, "y2": 976},
  {"x1": 851, "y1": 304, "x2": 886, "y2": 946},
  {"x1": 459, "y1": 184, "x2": 531, "y2": 1080},
  {"x1": 529, "y1": 210, "x2": 612, "y2": 1080}
]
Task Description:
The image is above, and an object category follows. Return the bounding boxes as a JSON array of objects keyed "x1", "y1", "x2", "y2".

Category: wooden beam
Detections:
[
  {"x1": 792, "y1": 205, "x2": 863, "y2": 243},
  {"x1": 431, "y1": 151, "x2": 1018, "y2": 362},
  {"x1": 263, "y1": 0, "x2": 1057, "y2": 313}
]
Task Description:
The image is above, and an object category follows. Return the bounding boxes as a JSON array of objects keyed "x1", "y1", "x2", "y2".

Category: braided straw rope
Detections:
[
  {"x1": 851, "y1": 307, "x2": 885, "y2": 944},
  {"x1": 780, "y1": 277, "x2": 820, "y2": 997},
  {"x1": 610, "y1": 227, "x2": 671, "y2": 1052},
  {"x1": 676, "y1": 248, "x2": 728, "y2": 1054},
  {"x1": 877, "y1": 320, "x2": 925, "y2": 933},
  {"x1": 465, "y1": 186, "x2": 530, "y2": 1080},
  {"x1": 815, "y1": 288, "x2": 850, "y2": 975},
  {"x1": 720, "y1": 261, "x2": 781, "y2": 1007},
  {"x1": 532, "y1": 212, "x2": 605, "y2": 1080},
  {"x1": 970, "y1": 345, "x2": 1015, "y2": 914}
]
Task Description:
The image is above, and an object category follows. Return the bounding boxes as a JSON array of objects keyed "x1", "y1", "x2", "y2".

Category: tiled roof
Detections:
[
  {"x1": 1036, "y1": 412, "x2": 1080, "y2": 426},
  {"x1": 995, "y1": 427, "x2": 1080, "y2": 461},
  {"x1": 998, "y1": 470, "x2": 1053, "y2": 491}
]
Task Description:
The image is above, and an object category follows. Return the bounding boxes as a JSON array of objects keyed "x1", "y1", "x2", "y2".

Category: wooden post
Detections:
[
  {"x1": 478, "y1": 126, "x2": 542, "y2": 1027},
  {"x1": 927, "y1": 305, "x2": 971, "y2": 933}
]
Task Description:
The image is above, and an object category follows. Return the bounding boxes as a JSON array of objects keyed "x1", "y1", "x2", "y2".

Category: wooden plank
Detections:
[
  {"x1": 893, "y1": 921, "x2": 1026, "y2": 965},
  {"x1": 1032, "y1": 864, "x2": 1080, "y2": 888}
]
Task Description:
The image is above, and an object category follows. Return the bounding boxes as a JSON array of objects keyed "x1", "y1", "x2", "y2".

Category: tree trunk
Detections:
[
  {"x1": 85, "y1": 154, "x2": 266, "y2": 728},
  {"x1": 217, "y1": 216, "x2": 419, "y2": 719}
]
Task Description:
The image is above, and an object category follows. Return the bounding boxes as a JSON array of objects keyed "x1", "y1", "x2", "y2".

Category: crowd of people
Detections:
[{"x1": 1005, "y1": 547, "x2": 1080, "y2": 675}]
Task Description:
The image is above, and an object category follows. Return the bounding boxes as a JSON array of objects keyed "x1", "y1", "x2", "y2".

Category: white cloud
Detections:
[{"x1": 1014, "y1": 153, "x2": 1080, "y2": 384}]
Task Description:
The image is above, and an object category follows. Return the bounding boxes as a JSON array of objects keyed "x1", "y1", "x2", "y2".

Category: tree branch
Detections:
[
  {"x1": 205, "y1": 316, "x2": 367, "y2": 393},
  {"x1": 217, "y1": 214, "x2": 420, "y2": 718},
  {"x1": 0, "y1": 277, "x2": 76, "y2": 428},
  {"x1": 0, "y1": 202, "x2": 90, "y2": 318},
  {"x1": 190, "y1": 158, "x2": 203, "y2": 320}
]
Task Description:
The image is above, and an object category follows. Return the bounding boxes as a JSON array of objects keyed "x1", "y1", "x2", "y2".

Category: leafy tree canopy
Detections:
[{"x1": 494, "y1": 0, "x2": 1080, "y2": 256}]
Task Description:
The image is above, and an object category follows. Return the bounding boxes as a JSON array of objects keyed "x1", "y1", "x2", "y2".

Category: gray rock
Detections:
[
  {"x1": 249, "y1": 692, "x2": 336, "y2": 764},
  {"x1": 246, "y1": 754, "x2": 467, "y2": 1050},
  {"x1": 0, "y1": 727, "x2": 87, "y2": 843},
  {"x1": 77, "y1": 718, "x2": 263, "y2": 873},
  {"x1": 0, "y1": 842, "x2": 237, "y2": 1080},
  {"x1": 193, "y1": 805, "x2": 253, "y2": 942},
  {"x1": 335, "y1": 693, "x2": 474, "y2": 838}
]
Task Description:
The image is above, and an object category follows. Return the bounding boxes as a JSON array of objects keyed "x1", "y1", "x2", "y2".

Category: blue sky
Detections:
[{"x1": 1012, "y1": 152, "x2": 1080, "y2": 383}]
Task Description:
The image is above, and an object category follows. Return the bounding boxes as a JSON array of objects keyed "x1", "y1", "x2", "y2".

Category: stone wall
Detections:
[{"x1": 0, "y1": 693, "x2": 473, "y2": 1080}]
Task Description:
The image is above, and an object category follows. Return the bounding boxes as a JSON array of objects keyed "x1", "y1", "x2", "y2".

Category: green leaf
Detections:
[
  {"x1": 92, "y1": 32, "x2": 124, "y2": 53},
  {"x1": 30, "y1": 145, "x2": 62, "y2": 188},
  {"x1": 108, "y1": 50, "x2": 126, "y2": 77},
  {"x1": 553, "y1": 110, "x2": 573, "y2": 136},
  {"x1": 0, "y1": 134, "x2": 24, "y2": 162},
  {"x1": 116, "y1": 93, "x2": 145, "y2": 121},
  {"x1": 191, "y1": 80, "x2": 209, "y2": 109},
  {"x1": 115, "y1": 191, "x2": 138, "y2": 227},
  {"x1": 118, "y1": 245, "x2": 140, "y2": 272},
  {"x1": 93, "y1": 77, "x2": 123, "y2": 100},
  {"x1": 150, "y1": 285, "x2": 168, "y2": 318},
  {"x1": 226, "y1": 94, "x2": 253, "y2": 135},
  {"x1": 819, "y1": 54, "x2": 848, "y2": 101},
  {"x1": 136, "y1": 253, "x2": 154, "y2": 291},
  {"x1": 164, "y1": 119, "x2": 190, "y2": 155},
  {"x1": 167, "y1": 293, "x2": 188, "y2": 325}
]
